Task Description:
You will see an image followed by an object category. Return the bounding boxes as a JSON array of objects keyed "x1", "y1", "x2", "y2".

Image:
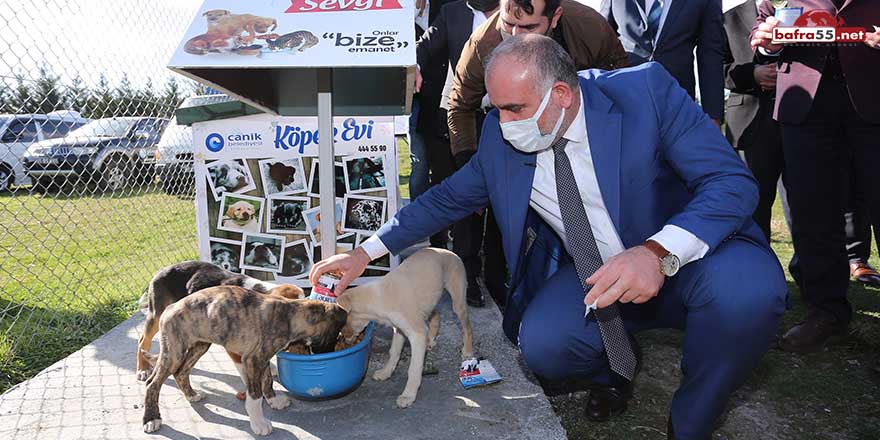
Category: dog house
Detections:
[{"x1": 168, "y1": 0, "x2": 414, "y2": 287}]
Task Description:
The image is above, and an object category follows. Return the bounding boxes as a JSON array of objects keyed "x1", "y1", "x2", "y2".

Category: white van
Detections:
[
  {"x1": 154, "y1": 94, "x2": 234, "y2": 195},
  {"x1": 0, "y1": 111, "x2": 90, "y2": 191}
]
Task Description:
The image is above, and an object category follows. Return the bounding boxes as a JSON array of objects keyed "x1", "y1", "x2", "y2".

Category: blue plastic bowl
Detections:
[{"x1": 276, "y1": 322, "x2": 374, "y2": 400}]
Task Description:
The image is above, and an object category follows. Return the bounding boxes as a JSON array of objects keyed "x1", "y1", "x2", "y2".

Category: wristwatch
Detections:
[{"x1": 643, "y1": 240, "x2": 681, "y2": 277}]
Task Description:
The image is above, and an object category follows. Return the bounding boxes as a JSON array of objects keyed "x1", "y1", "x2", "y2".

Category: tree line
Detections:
[{"x1": 0, "y1": 66, "x2": 209, "y2": 119}]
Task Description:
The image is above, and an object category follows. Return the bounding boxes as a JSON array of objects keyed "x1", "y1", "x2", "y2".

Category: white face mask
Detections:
[{"x1": 500, "y1": 86, "x2": 565, "y2": 153}]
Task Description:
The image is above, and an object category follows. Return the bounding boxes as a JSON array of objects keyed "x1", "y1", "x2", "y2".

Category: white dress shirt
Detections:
[{"x1": 362, "y1": 93, "x2": 710, "y2": 267}]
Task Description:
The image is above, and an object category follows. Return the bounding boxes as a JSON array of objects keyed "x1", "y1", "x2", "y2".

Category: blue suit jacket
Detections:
[
  {"x1": 600, "y1": 0, "x2": 724, "y2": 120},
  {"x1": 378, "y1": 63, "x2": 764, "y2": 343}
]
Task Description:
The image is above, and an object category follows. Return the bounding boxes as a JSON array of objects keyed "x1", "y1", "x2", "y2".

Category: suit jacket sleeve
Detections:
[
  {"x1": 375, "y1": 139, "x2": 490, "y2": 254},
  {"x1": 592, "y1": 11, "x2": 629, "y2": 70},
  {"x1": 645, "y1": 64, "x2": 758, "y2": 252},
  {"x1": 723, "y1": 30, "x2": 759, "y2": 93},
  {"x1": 447, "y1": 36, "x2": 485, "y2": 157},
  {"x1": 696, "y1": 0, "x2": 725, "y2": 120},
  {"x1": 416, "y1": 6, "x2": 451, "y2": 72}
]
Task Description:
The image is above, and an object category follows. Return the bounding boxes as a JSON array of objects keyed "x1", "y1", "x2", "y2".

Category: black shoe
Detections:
[
  {"x1": 585, "y1": 384, "x2": 630, "y2": 421},
  {"x1": 584, "y1": 338, "x2": 642, "y2": 422},
  {"x1": 779, "y1": 309, "x2": 847, "y2": 354},
  {"x1": 466, "y1": 283, "x2": 485, "y2": 307}
]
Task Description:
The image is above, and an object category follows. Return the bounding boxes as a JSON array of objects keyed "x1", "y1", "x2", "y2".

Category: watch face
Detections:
[{"x1": 661, "y1": 254, "x2": 680, "y2": 276}]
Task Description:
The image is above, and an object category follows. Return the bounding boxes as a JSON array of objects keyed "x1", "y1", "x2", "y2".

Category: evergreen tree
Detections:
[
  {"x1": 66, "y1": 75, "x2": 89, "y2": 113},
  {"x1": 33, "y1": 66, "x2": 63, "y2": 114}
]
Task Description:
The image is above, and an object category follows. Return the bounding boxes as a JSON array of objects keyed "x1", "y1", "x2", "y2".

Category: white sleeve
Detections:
[
  {"x1": 648, "y1": 225, "x2": 710, "y2": 267},
  {"x1": 359, "y1": 234, "x2": 390, "y2": 260}
]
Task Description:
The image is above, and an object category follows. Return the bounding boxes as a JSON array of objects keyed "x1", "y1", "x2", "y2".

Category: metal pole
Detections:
[{"x1": 317, "y1": 68, "x2": 337, "y2": 256}]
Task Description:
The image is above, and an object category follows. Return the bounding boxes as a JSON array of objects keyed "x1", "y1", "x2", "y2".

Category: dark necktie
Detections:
[
  {"x1": 646, "y1": 0, "x2": 664, "y2": 49},
  {"x1": 552, "y1": 137, "x2": 638, "y2": 381}
]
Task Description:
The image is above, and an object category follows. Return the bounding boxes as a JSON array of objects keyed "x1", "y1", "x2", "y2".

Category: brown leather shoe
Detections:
[
  {"x1": 585, "y1": 384, "x2": 631, "y2": 422},
  {"x1": 851, "y1": 262, "x2": 880, "y2": 288},
  {"x1": 779, "y1": 310, "x2": 847, "y2": 353}
]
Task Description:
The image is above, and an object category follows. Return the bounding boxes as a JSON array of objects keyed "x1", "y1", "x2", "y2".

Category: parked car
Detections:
[
  {"x1": 0, "y1": 111, "x2": 90, "y2": 192},
  {"x1": 155, "y1": 94, "x2": 234, "y2": 195},
  {"x1": 23, "y1": 116, "x2": 169, "y2": 191}
]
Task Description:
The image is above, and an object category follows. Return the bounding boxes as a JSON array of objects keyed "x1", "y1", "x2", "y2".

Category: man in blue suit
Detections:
[
  {"x1": 600, "y1": 0, "x2": 724, "y2": 125},
  {"x1": 311, "y1": 35, "x2": 786, "y2": 439}
]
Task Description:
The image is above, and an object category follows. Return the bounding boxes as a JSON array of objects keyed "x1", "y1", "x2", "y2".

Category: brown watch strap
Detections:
[{"x1": 643, "y1": 240, "x2": 670, "y2": 259}]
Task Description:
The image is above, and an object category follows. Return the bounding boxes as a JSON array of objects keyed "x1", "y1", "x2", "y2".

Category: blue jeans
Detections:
[
  {"x1": 408, "y1": 101, "x2": 430, "y2": 201},
  {"x1": 517, "y1": 236, "x2": 787, "y2": 439}
]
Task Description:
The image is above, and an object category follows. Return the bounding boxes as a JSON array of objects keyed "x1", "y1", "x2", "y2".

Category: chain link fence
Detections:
[{"x1": 0, "y1": 0, "x2": 207, "y2": 392}]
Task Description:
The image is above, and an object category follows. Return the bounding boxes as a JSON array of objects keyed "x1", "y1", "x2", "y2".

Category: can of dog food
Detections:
[{"x1": 310, "y1": 272, "x2": 341, "y2": 303}]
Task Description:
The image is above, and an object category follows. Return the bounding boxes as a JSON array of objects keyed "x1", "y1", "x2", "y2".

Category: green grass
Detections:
[
  {"x1": 0, "y1": 189, "x2": 198, "y2": 393},
  {"x1": 553, "y1": 197, "x2": 880, "y2": 439}
]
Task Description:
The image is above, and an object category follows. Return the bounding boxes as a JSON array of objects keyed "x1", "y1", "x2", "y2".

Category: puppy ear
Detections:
[
  {"x1": 226, "y1": 205, "x2": 235, "y2": 218},
  {"x1": 335, "y1": 294, "x2": 351, "y2": 313}
]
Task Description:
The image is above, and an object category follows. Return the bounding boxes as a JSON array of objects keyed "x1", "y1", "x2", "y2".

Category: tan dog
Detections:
[
  {"x1": 222, "y1": 200, "x2": 259, "y2": 231},
  {"x1": 142, "y1": 286, "x2": 347, "y2": 436},
  {"x1": 336, "y1": 248, "x2": 474, "y2": 408},
  {"x1": 203, "y1": 9, "x2": 231, "y2": 27}
]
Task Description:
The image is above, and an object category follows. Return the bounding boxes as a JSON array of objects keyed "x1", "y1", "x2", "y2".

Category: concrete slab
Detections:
[{"x1": 0, "y1": 295, "x2": 565, "y2": 439}]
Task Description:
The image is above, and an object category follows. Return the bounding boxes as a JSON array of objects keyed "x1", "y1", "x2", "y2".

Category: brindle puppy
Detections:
[{"x1": 142, "y1": 286, "x2": 347, "y2": 436}]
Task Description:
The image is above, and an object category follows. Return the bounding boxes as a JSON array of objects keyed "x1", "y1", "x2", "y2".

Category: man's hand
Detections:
[
  {"x1": 415, "y1": 68, "x2": 423, "y2": 93},
  {"x1": 309, "y1": 247, "x2": 372, "y2": 295},
  {"x1": 753, "y1": 64, "x2": 778, "y2": 91},
  {"x1": 583, "y1": 246, "x2": 666, "y2": 308},
  {"x1": 865, "y1": 27, "x2": 880, "y2": 49},
  {"x1": 751, "y1": 16, "x2": 784, "y2": 54}
]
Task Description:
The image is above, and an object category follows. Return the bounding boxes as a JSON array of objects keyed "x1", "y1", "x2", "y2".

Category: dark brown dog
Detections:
[
  {"x1": 137, "y1": 261, "x2": 302, "y2": 382},
  {"x1": 267, "y1": 161, "x2": 297, "y2": 191},
  {"x1": 142, "y1": 286, "x2": 347, "y2": 436}
]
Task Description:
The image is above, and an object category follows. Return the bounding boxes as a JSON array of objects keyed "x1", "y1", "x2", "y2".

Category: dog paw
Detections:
[
  {"x1": 185, "y1": 391, "x2": 205, "y2": 403},
  {"x1": 143, "y1": 419, "x2": 162, "y2": 433},
  {"x1": 396, "y1": 394, "x2": 416, "y2": 408},
  {"x1": 136, "y1": 369, "x2": 151, "y2": 382},
  {"x1": 427, "y1": 338, "x2": 437, "y2": 350},
  {"x1": 372, "y1": 369, "x2": 393, "y2": 381},
  {"x1": 266, "y1": 395, "x2": 290, "y2": 410},
  {"x1": 249, "y1": 417, "x2": 273, "y2": 436}
]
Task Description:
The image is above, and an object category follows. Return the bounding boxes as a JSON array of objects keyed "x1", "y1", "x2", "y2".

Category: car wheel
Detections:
[
  {"x1": 101, "y1": 156, "x2": 130, "y2": 192},
  {"x1": 0, "y1": 166, "x2": 11, "y2": 193}
]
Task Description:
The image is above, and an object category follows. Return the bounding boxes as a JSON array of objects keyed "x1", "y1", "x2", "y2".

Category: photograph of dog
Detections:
[
  {"x1": 308, "y1": 160, "x2": 347, "y2": 198},
  {"x1": 274, "y1": 239, "x2": 313, "y2": 281},
  {"x1": 259, "y1": 158, "x2": 306, "y2": 197},
  {"x1": 218, "y1": 194, "x2": 264, "y2": 233},
  {"x1": 336, "y1": 248, "x2": 473, "y2": 408},
  {"x1": 343, "y1": 156, "x2": 387, "y2": 193},
  {"x1": 135, "y1": 260, "x2": 304, "y2": 383},
  {"x1": 266, "y1": 196, "x2": 309, "y2": 234},
  {"x1": 302, "y1": 201, "x2": 345, "y2": 243},
  {"x1": 241, "y1": 233, "x2": 284, "y2": 272},
  {"x1": 312, "y1": 242, "x2": 353, "y2": 262},
  {"x1": 209, "y1": 239, "x2": 243, "y2": 273},
  {"x1": 207, "y1": 159, "x2": 255, "y2": 200},
  {"x1": 142, "y1": 286, "x2": 347, "y2": 435},
  {"x1": 184, "y1": 11, "x2": 278, "y2": 55},
  {"x1": 343, "y1": 195, "x2": 386, "y2": 234}
]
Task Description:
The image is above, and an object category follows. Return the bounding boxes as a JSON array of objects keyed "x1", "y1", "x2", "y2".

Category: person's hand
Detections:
[
  {"x1": 583, "y1": 246, "x2": 665, "y2": 308},
  {"x1": 309, "y1": 247, "x2": 372, "y2": 295},
  {"x1": 416, "y1": 0, "x2": 427, "y2": 16},
  {"x1": 865, "y1": 26, "x2": 880, "y2": 49},
  {"x1": 415, "y1": 67, "x2": 423, "y2": 93},
  {"x1": 753, "y1": 63, "x2": 778, "y2": 91},
  {"x1": 712, "y1": 118, "x2": 722, "y2": 129},
  {"x1": 751, "y1": 16, "x2": 784, "y2": 54}
]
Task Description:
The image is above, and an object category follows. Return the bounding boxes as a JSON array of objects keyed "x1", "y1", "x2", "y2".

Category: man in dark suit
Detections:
[
  {"x1": 601, "y1": 0, "x2": 725, "y2": 124},
  {"x1": 723, "y1": 0, "x2": 781, "y2": 241},
  {"x1": 313, "y1": 35, "x2": 786, "y2": 438},
  {"x1": 416, "y1": 0, "x2": 502, "y2": 307},
  {"x1": 752, "y1": 0, "x2": 880, "y2": 353}
]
